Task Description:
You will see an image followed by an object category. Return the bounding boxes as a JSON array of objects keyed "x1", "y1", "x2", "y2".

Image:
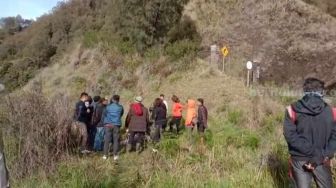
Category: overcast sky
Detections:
[{"x1": 0, "y1": 0, "x2": 63, "y2": 20}]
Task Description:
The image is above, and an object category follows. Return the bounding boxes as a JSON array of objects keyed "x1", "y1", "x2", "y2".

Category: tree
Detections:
[{"x1": 112, "y1": 0, "x2": 189, "y2": 52}]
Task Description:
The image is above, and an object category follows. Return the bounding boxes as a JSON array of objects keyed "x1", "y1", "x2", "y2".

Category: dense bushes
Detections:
[
  {"x1": 111, "y1": 0, "x2": 189, "y2": 52},
  {"x1": 1, "y1": 90, "x2": 73, "y2": 178},
  {"x1": 0, "y1": 0, "x2": 201, "y2": 92}
]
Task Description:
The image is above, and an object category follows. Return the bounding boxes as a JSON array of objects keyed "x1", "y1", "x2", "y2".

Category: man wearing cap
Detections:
[{"x1": 125, "y1": 96, "x2": 150, "y2": 152}]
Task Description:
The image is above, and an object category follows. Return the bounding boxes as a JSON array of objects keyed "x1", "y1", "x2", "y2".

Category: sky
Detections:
[{"x1": 0, "y1": 0, "x2": 64, "y2": 20}]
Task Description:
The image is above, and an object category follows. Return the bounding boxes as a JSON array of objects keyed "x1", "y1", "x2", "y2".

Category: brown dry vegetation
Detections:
[
  {"x1": 1, "y1": 88, "x2": 74, "y2": 178},
  {"x1": 186, "y1": 0, "x2": 336, "y2": 89},
  {"x1": 2, "y1": 0, "x2": 336, "y2": 187}
]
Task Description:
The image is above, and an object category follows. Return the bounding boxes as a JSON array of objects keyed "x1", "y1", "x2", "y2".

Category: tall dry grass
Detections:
[{"x1": 1, "y1": 89, "x2": 74, "y2": 178}]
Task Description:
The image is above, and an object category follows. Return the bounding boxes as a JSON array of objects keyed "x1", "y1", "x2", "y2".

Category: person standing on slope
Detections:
[
  {"x1": 73, "y1": 92, "x2": 90, "y2": 154},
  {"x1": 160, "y1": 94, "x2": 168, "y2": 131},
  {"x1": 284, "y1": 78, "x2": 336, "y2": 188},
  {"x1": 185, "y1": 99, "x2": 197, "y2": 146},
  {"x1": 197, "y1": 98, "x2": 208, "y2": 138},
  {"x1": 93, "y1": 98, "x2": 108, "y2": 151},
  {"x1": 102, "y1": 95, "x2": 124, "y2": 161},
  {"x1": 169, "y1": 95, "x2": 183, "y2": 134},
  {"x1": 185, "y1": 99, "x2": 197, "y2": 129},
  {"x1": 160, "y1": 94, "x2": 168, "y2": 111},
  {"x1": 125, "y1": 96, "x2": 150, "y2": 153},
  {"x1": 87, "y1": 96, "x2": 100, "y2": 150},
  {"x1": 152, "y1": 98, "x2": 167, "y2": 142}
]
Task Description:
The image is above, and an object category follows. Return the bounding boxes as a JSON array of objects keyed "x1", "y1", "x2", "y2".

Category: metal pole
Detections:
[
  {"x1": 222, "y1": 56, "x2": 225, "y2": 73},
  {"x1": 247, "y1": 70, "x2": 250, "y2": 87}
]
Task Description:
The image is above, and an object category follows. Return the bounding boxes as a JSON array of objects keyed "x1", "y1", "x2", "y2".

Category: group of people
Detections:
[{"x1": 73, "y1": 93, "x2": 208, "y2": 161}]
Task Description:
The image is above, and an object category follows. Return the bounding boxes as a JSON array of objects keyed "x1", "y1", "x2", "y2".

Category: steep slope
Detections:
[
  {"x1": 186, "y1": 0, "x2": 336, "y2": 89},
  {"x1": 303, "y1": 0, "x2": 336, "y2": 17},
  {"x1": 16, "y1": 60, "x2": 290, "y2": 187}
]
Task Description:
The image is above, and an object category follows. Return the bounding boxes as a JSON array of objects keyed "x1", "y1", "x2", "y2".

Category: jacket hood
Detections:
[
  {"x1": 187, "y1": 99, "x2": 196, "y2": 109},
  {"x1": 293, "y1": 94, "x2": 327, "y2": 115}
]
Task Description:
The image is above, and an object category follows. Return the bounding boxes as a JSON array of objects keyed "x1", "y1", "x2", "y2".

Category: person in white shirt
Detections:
[
  {"x1": 160, "y1": 94, "x2": 168, "y2": 111},
  {"x1": 160, "y1": 94, "x2": 168, "y2": 131}
]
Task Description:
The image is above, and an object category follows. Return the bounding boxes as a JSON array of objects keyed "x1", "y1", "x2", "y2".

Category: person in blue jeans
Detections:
[
  {"x1": 93, "y1": 98, "x2": 109, "y2": 151},
  {"x1": 102, "y1": 95, "x2": 124, "y2": 161}
]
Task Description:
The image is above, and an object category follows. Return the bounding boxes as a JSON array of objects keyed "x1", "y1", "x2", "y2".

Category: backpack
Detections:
[
  {"x1": 286, "y1": 105, "x2": 336, "y2": 178},
  {"x1": 286, "y1": 105, "x2": 336, "y2": 123}
]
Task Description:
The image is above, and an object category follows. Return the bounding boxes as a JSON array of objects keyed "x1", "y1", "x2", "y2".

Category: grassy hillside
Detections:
[
  {"x1": 2, "y1": 0, "x2": 336, "y2": 187},
  {"x1": 12, "y1": 63, "x2": 294, "y2": 187}
]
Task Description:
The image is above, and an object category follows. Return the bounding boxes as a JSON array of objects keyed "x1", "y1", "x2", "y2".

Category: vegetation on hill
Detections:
[
  {"x1": 303, "y1": 0, "x2": 336, "y2": 17},
  {"x1": 7, "y1": 63, "x2": 294, "y2": 187},
  {"x1": 0, "y1": 0, "x2": 200, "y2": 92},
  {"x1": 1, "y1": 0, "x2": 336, "y2": 187},
  {"x1": 187, "y1": 0, "x2": 336, "y2": 88}
]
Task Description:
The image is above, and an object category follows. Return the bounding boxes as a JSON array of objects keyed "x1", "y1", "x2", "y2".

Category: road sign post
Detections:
[
  {"x1": 246, "y1": 61, "x2": 253, "y2": 87},
  {"x1": 221, "y1": 46, "x2": 229, "y2": 72}
]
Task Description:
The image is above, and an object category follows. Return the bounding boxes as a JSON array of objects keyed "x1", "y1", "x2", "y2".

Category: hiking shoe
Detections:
[
  {"x1": 102, "y1": 155, "x2": 107, "y2": 160},
  {"x1": 113, "y1": 155, "x2": 119, "y2": 161}
]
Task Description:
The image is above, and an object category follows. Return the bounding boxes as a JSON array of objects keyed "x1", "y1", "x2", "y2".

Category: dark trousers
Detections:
[
  {"x1": 169, "y1": 117, "x2": 182, "y2": 133},
  {"x1": 197, "y1": 123, "x2": 205, "y2": 133},
  {"x1": 153, "y1": 124, "x2": 163, "y2": 142},
  {"x1": 292, "y1": 160, "x2": 333, "y2": 188},
  {"x1": 103, "y1": 126, "x2": 120, "y2": 156},
  {"x1": 128, "y1": 132, "x2": 145, "y2": 150},
  {"x1": 87, "y1": 126, "x2": 97, "y2": 150}
]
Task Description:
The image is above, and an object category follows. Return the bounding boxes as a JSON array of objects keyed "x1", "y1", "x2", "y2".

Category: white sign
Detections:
[{"x1": 246, "y1": 61, "x2": 253, "y2": 70}]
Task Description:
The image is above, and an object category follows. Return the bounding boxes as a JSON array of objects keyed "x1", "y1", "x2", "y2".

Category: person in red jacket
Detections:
[
  {"x1": 169, "y1": 95, "x2": 183, "y2": 134},
  {"x1": 125, "y1": 96, "x2": 150, "y2": 152}
]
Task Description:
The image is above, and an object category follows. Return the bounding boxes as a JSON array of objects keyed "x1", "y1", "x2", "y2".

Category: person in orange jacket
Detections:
[
  {"x1": 169, "y1": 95, "x2": 184, "y2": 134},
  {"x1": 185, "y1": 99, "x2": 197, "y2": 129}
]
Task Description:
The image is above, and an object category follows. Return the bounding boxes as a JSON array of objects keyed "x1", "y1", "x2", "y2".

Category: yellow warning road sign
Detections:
[{"x1": 221, "y1": 46, "x2": 229, "y2": 57}]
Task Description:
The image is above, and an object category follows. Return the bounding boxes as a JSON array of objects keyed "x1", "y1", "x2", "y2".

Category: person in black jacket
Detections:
[
  {"x1": 73, "y1": 92, "x2": 90, "y2": 154},
  {"x1": 283, "y1": 78, "x2": 336, "y2": 188},
  {"x1": 152, "y1": 98, "x2": 167, "y2": 142}
]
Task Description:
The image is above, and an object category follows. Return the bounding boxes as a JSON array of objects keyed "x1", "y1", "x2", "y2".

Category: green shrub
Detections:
[
  {"x1": 167, "y1": 15, "x2": 200, "y2": 43},
  {"x1": 165, "y1": 39, "x2": 199, "y2": 61},
  {"x1": 114, "y1": 40, "x2": 136, "y2": 55},
  {"x1": 144, "y1": 46, "x2": 162, "y2": 60},
  {"x1": 243, "y1": 132, "x2": 260, "y2": 150},
  {"x1": 83, "y1": 31, "x2": 99, "y2": 48},
  {"x1": 261, "y1": 113, "x2": 284, "y2": 134},
  {"x1": 226, "y1": 130, "x2": 260, "y2": 150},
  {"x1": 71, "y1": 76, "x2": 87, "y2": 91},
  {"x1": 158, "y1": 139, "x2": 180, "y2": 157},
  {"x1": 112, "y1": 0, "x2": 190, "y2": 52},
  {"x1": 227, "y1": 109, "x2": 244, "y2": 126},
  {"x1": 212, "y1": 119, "x2": 260, "y2": 150},
  {"x1": 204, "y1": 129, "x2": 214, "y2": 147},
  {"x1": 0, "y1": 58, "x2": 39, "y2": 91}
]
